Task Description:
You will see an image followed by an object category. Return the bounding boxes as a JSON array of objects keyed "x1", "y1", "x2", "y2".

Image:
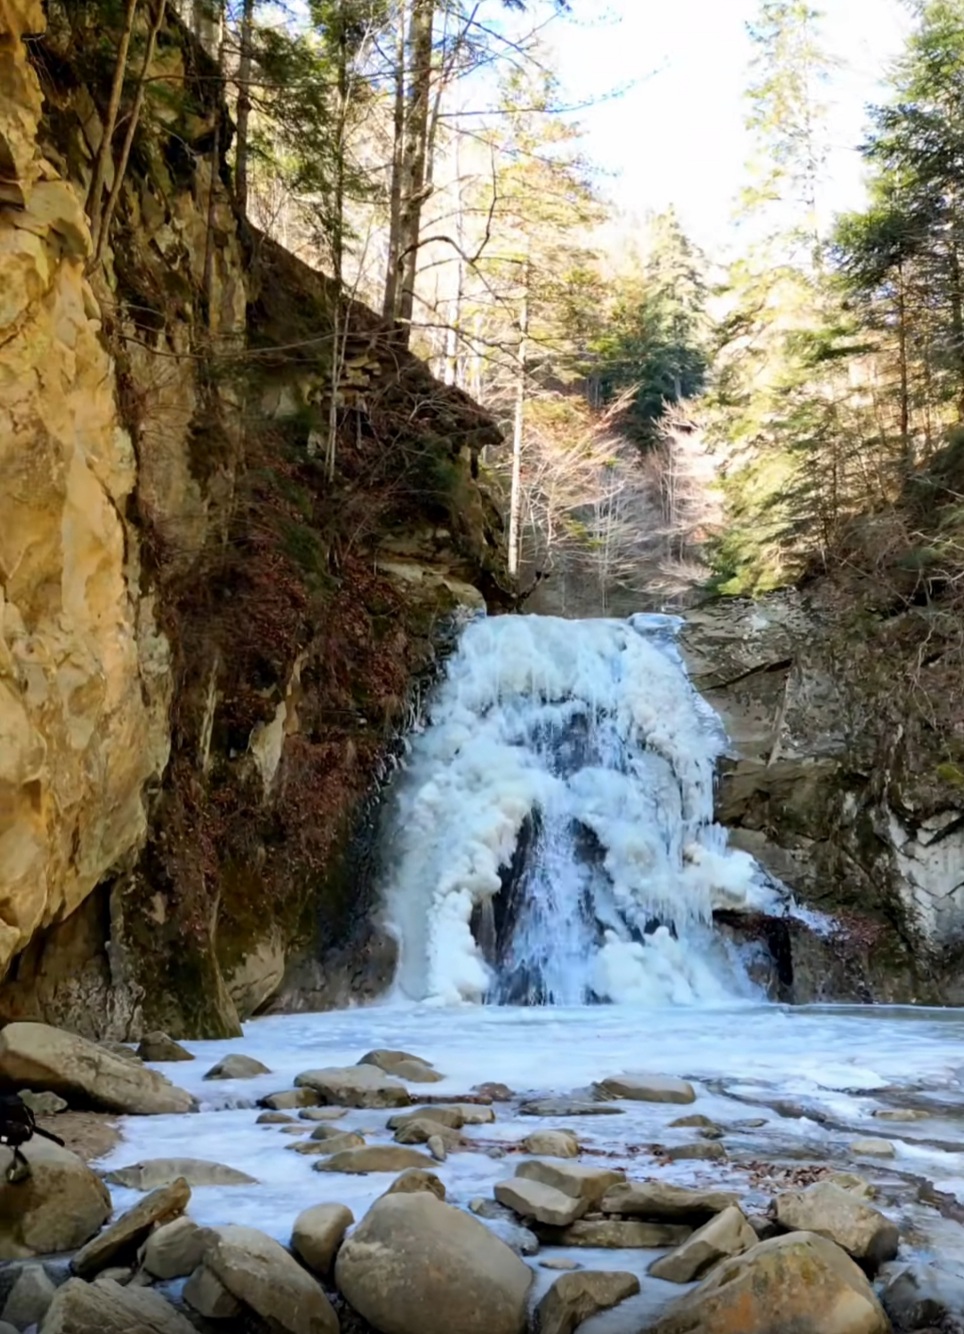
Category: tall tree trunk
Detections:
[
  {"x1": 327, "y1": 12, "x2": 350, "y2": 483},
  {"x1": 86, "y1": 0, "x2": 139, "y2": 255},
  {"x1": 396, "y1": 0, "x2": 435, "y2": 343},
  {"x1": 507, "y1": 256, "x2": 530, "y2": 578},
  {"x1": 92, "y1": 0, "x2": 167, "y2": 270},
  {"x1": 234, "y1": 0, "x2": 255, "y2": 215},
  {"x1": 382, "y1": 0, "x2": 408, "y2": 321},
  {"x1": 896, "y1": 261, "x2": 911, "y2": 475}
]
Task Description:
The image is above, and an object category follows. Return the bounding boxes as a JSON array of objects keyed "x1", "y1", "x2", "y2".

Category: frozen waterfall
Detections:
[{"x1": 380, "y1": 613, "x2": 786, "y2": 1006}]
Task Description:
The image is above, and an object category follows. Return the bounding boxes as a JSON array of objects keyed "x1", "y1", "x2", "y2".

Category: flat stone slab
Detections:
[
  {"x1": 494, "y1": 1178, "x2": 587, "y2": 1228},
  {"x1": 600, "y1": 1181, "x2": 740, "y2": 1221},
  {"x1": 105, "y1": 1159, "x2": 257, "y2": 1190},
  {"x1": 294, "y1": 1066, "x2": 410, "y2": 1109},
  {"x1": 72, "y1": 1178, "x2": 190, "y2": 1278},
  {"x1": 516, "y1": 1159, "x2": 625, "y2": 1207},
  {"x1": 520, "y1": 1099, "x2": 625, "y2": 1118},
  {"x1": 594, "y1": 1074, "x2": 696, "y2": 1104},
  {"x1": 649, "y1": 1206, "x2": 758, "y2": 1284},
  {"x1": 540, "y1": 1218, "x2": 692, "y2": 1249},
  {"x1": 313, "y1": 1146, "x2": 432, "y2": 1175},
  {"x1": 536, "y1": 1270, "x2": 640, "y2": 1334}
]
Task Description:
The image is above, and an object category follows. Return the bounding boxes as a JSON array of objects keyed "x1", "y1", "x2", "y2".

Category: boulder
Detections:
[
  {"x1": 259, "y1": 1089, "x2": 321, "y2": 1110},
  {"x1": 772, "y1": 1182, "x2": 899, "y2": 1270},
  {"x1": 388, "y1": 1106, "x2": 464, "y2": 1131},
  {"x1": 258, "y1": 1111, "x2": 295, "y2": 1124},
  {"x1": 335, "y1": 1191, "x2": 532, "y2": 1334},
  {"x1": 140, "y1": 1216, "x2": 208, "y2": 1280},
  {"x1": 384, "y1": 1168, "x2": 446, "y2": 1200},
  {"x1": 39, "y1": 1278, "x2": 196, "y2": 1334},
  {"x1": 313, "y1": 1145, "x2": 431, "y2": 1175},
  {"x1": 535, "y1": 1270, "x2": 640, "y2": 1334},
  {"x1": 448, "y1": 1104, "x2": 496, "y2": 1125},
  {"x1": 295, "y1": 1065, "x2": 410, "y2": 1109},
  {"x1": 647, "y1": 1232, "x2": 891, "y2": 1334},
  {"x1": 203, "y1": 1054, "x2": 272, "y2": 1080},
  {"x1": 649, "y1": 1206, "x2": 758, "y2": 1283},
  {"x1": 18, "y1": 1090, "x2": 67, "y2": 1116},
  {"x1": 136, "y1": 1033, "x2": 194, "y2": 1063},
  {"x1": 850, "y1": 1139, "x2": 896, "y2": 1159},
  {"x1": 393, "y1": 1117, "x2": 460, "y2": 1149},
  {"x1": 2, "y1": 1262, "x2": 55, "y2": 1329},
  {"x1": 427, "y1": 1135, "x2": 446, "y2": 1161},
  {"x1": 520, "y1": 1099, "x2": 625, "y2": 1117},
  {"x1": 310, "y1": 1122, "x2": 362, "y2": 1141},
  {"x1": 540, "y1": 1258, "x2": 580, "y2": 1271},
  {"x1": 104, "y1": 1159, "x2": 256, "y2": 1190},
  {"x1": 98, "y1": 1042, "x2": 142, "y2": 1064},
  {"x1": 494, "y1": 1178, "x2": 588, "y2": 1228},
  {"x1": 830, "y1": 1174, "x2": 877, "y2": 1201},
  {"x1": 594, "y1": 1074, "x2": 696, "y2": 1104},
  {"x1": 183, "y1": 1266, "x2": 242, "y2": 1319},
  {"x1": 522, "y1": 1131, "x2": 579, "y2": 1159},
  {"x1": 72, "y1": 1178, "x2": 190, "y2": 1278},
  {"x1": 0, "y1": 1024, "x2": 194, "y2": 1115},
  {"x1": 664, "y1": 1141, "x2": 726, "y2": 1163},
  {"x1": 515, "y1": 1159, "x2": 625, "y2": 1208},
  {"x1": 0, "y1": 1139, "x2": 110, "y2": 1260},
  {"x1": 881, "y1": 1261, "x2": 964, "y2": 1329},
  {"x1": 299, "y1": 1108, "x2": 348, "y2": 1122},
  {"x1": 873, "y1": 1108, "x2": 928, "y2": 1122},
  {"x1": 291, "y1": 1203, "x2": 354, "y2": 1276},
  {"x1": 541, "y1": 1219, "x2": 691, "y2": 1249},
  {"x1": 205, "y1": 1224, "x2": 338, "y2": 1334},
  {"x1": 600, "y1": 1181, "x2": 740, "y2": 1221},
  {"x1": 669, "y1": 1114, "x2": 718, "y2": 1129},
  {"x1": 474, "y1": 1083, "x2": 515, "y2": 1101},
  {"x1": 358, "y1": 1050, "x2": 443, "y2": 1082},
  {"x1": 290, "y1": 1132, "x2": 365, "y2": 1156}
]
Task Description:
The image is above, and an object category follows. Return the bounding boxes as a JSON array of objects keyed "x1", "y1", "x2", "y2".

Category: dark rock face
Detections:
[{"x1": 681, "y1": 593, "x2": 964, "y2": 1004}]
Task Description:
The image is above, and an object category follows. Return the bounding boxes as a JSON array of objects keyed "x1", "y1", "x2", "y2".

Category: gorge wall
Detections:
[{"x1": 0, "y1": 0, "x2": 506, "y2": 1039}]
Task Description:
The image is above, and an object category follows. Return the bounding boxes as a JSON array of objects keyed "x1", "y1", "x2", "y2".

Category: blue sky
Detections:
[{"x1": 539, "y1": 0, "x2": 912, "y2": 257}]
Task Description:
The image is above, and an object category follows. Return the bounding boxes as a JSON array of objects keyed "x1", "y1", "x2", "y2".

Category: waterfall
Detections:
[{"x1": 380, "y1": 613, "x2": 785, "y2": 1006}]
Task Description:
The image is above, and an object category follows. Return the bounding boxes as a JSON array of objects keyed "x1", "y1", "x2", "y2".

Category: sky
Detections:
[{"x1": 538, "y1": 0, "x2": 913, "y2": 258}]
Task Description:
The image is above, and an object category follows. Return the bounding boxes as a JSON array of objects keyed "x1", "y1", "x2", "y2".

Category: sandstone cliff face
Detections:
[
  {"x1": 0, "y1": 2, "x2": 504, "y2": 1037},
  {"x1": 681, "y1": 592, "x2": 964, "y2": 1002}
]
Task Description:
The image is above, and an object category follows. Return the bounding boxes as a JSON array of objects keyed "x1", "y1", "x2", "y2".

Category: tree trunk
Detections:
[
  {"x1": 396, "y1": 0, "x2": 435, "y2": 342},
  {"x1": 92, "y1": 0, "x2": 167, "y2": 270},
  {"x1": 950, "y1": 242, "x2": 964, "y2": 421},
  {"x1": 234, "y1": 0, "x2": 255, "y2": 215},
  {"x1": 86, "y1": 0, "x2": 139, "y2": 257},
  {"x1": 327, "y1": 10, "x2": 351, "y2": 483},
  {"x1": 896, "y1": 261, "x2": 911, "y2": 475},
  {"x1": 507, "y1": 257, "x2": 530, "y2": 578},
  {"x1": 382, "y1": 0, "x2": 408, "y2": 321}
]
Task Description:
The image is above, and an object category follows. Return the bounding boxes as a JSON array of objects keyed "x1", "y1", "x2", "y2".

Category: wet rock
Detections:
[
  {"x1": 257, "y1": 1110, "x2": 295, "y2": 1124},
  {"x1": 474, "y1": 1082, "x2": 515, "y2": 1101},
  {"x1": 105, "y1": 1159, "x2": 256, "y2": 1190},
  {"x1": 0, "y1": 1024, "x2": 194, "y2": 1115},
  {"x1": 0, "y1": 1139, "x2": 110, "y2": 1260},
  {"x1": 541, "y1": 1219, "x2": 691, "y2": 1249},
  {"x1": 335, "y1": 1191, "x2": 532, "y2": 1334},
  {"x1": 291, "y1": 1203, "x2": 353, "y2": 1276},
  {"x1": 470, "y1": 1198, "x2": 514, "y2": 1220},
  {"x1": 522, "y1": 1131, "x2": 579, "y2": 1158},
  {"x1": 733, "y1": 1117, "x2": 768, "y2": 1129},
  {"x1": 299, "y1": 1107, "x2": 348, "y2": 1122},
  {"x1": 669, "y1": 1113, "x2": 717, "y2": 1128},
  {"x1": 385, "y1": 1168, "x2": 446, "y2": 1200},
  {"x1": 448, "y1": 1103, "x2": 496, "y2": 1125},
  {"x1": 40, "y1": 1277, "x2": 195, "y2": 1334},
  {"x1": 873, "y1": 1108, "x2": 929, "y2": 1122},
  {"x1": 294, "y1": 1065, "x2": 410, "y2": 1109},
  {"x1": 359, "y1": 1049, "x2": 444, "y2": 1083},
  {"x1": 394, "y1": 1116, "x2": 460, "y2": 1149},
  {"x1": 72, "y1": 1178, "x2": 190, "y2": 1278},
  {"x1": 748, "y1": 1213, "x2": 782, "y2": 1241},
  {"x1": 520, "y1": 1098, "x2": 625, "y2": 1117},
  {"x1": 515, "y1": 1159, "x2": 625, "y2": 1208},
  {"x1": 205, "y1": 1224, "x2": 338, "y2": 1334},
  {"x1": 594, "y1": 1074, "x2": 696, "y2": 1104},
  {"x1": 830, "y1": 1173, "x2": 877, "y2": 1200},
  {"x1": 389, "y1": 1106, "x2": 464, "y2": 1131},
  {"x1": 283, "y1": 1126, "x2": 313, "y2": 1137},
  {"x1": 183, "y1": 1265, "x2": 242, "y2": 1319},
  {"x1": 663, "y1": 1141, "x2": 726, "y2": 1163},
  {"x1": 600, "y1": 1181, "x2": 740, "y2": 1221},
  {"x1": 649, "y1": 1206, "x2": 758, "y2": 1283},
  {"x1": 1, "y1": 1262, "x2": 55, "y2": 1328},
  {"x1": 881, "y1": 1261, "x2": 964, "y2": 1330},
  {"x1": 313, "y1": 1145, "x2": 431, "y2": 1175},
  {"x1": 772, "y1": 1181, "x2": 899, "y2": 1270},
  {"x1": 540, "y1": 1257, "x2": 581, "y2": 1271},
  {"x1": 140, "y1": 1216, "x2": 207, "y2": 1280},
  {"x1": 18, "y1": 1090, "x2": 67, "y2": 1116},
  {"x1": 647, "y1": 1232, "x2": 891, "y2": 1334},
  {"x1": 259, "y1": 1088, "x2": 321, "y2": 1111},
  {"x1": 311, "y1": 1122, "x2": 363, "y2": 1142},
  {"x1": 97, "y1": 1042, "x2": 142, "y2": 1064},
  {"x1": 359, "y1": 1048, "x2": 431, "y2": 1071},
  {"x1": 494, "y1": 1178, "x2": 588, "y2": 1228},
  {"x1": 485, "y1": 1217, "x2": 540, "y2": 1257},
  {"x1": 292, "y1": 1132, "x2": 365, "y2": 1156},
  {"x1": 427, "y1": 1134, "x2": 447, "y2": 1161},
  {"x1": 535, "y1": 1270, "x2": 640, "y2": 1334},
  {"x1": 136, "y1": 1033, "x2": 194, "y2": 1063},
  {"x1": 850, "y1": 1138, "x2": 897, "y2": 1159},
  {"x1": 203, "y1": 1054, "x2": 272, "y2": 1080}
]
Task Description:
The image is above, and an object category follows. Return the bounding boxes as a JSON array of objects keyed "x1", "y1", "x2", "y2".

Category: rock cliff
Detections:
[{"x1": 0, "y1": 0, "x2": 505, "y2": 1037}]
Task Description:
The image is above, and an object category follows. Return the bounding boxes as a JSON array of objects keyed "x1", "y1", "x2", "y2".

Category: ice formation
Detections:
[{"x1": 381, "y1": 613, "x2": 785, "y2": 1006}]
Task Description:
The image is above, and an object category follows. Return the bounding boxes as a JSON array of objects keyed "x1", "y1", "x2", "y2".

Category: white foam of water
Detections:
[{"x1": 380, "y1": 613, "x2": 783, "y2": 1005}]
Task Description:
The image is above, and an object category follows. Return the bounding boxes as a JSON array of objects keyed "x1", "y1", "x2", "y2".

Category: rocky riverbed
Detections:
[{"x1": 3, "y1": 1004, "x2": 964, "y2": 1332}]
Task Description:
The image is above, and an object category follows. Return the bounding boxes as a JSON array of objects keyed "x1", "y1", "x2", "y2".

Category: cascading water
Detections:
[{"x1": 381, "y1": 612, "x2": 786, "y2": 1006}]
